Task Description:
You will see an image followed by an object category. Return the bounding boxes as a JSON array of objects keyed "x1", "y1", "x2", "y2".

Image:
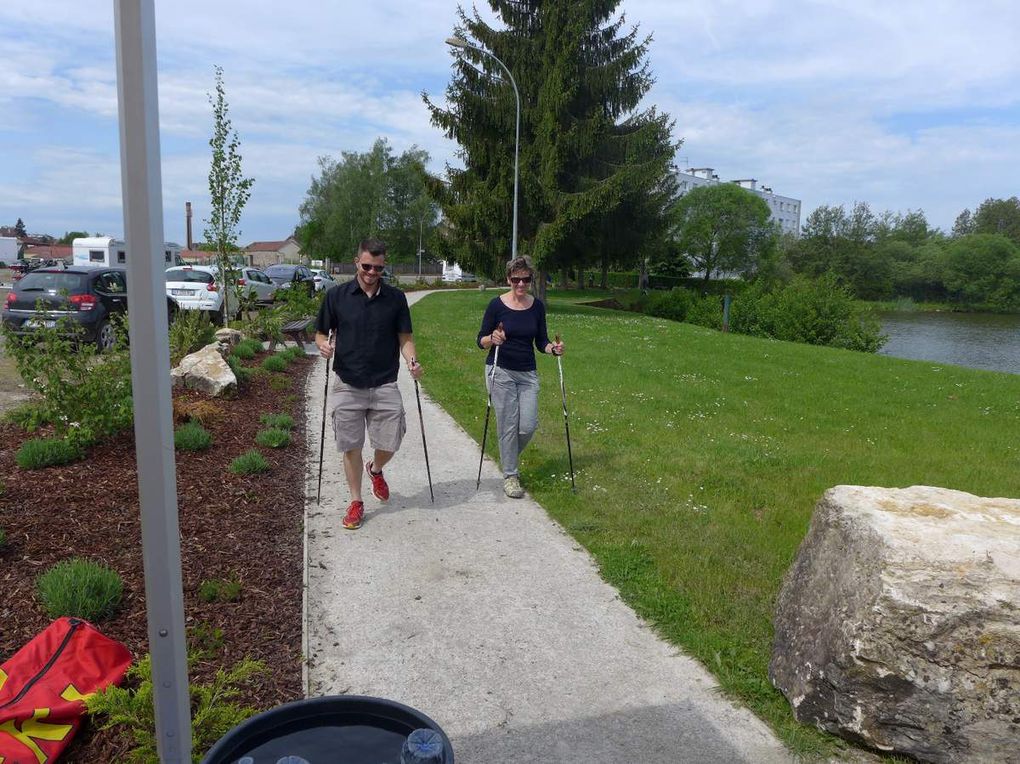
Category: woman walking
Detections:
[{"x1": 477, "y1": 257, "x2": 564, "y2": 498}]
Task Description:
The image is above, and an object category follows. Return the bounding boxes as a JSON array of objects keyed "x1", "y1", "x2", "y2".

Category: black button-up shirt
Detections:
[{"x1": 315, "y1": 279, "x2": 413, "y2": 388}]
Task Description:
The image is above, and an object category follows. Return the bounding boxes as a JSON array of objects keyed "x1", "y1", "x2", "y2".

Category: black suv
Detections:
[{"x1": 2, "y1": 266, "x2": 178, "y2": 351}]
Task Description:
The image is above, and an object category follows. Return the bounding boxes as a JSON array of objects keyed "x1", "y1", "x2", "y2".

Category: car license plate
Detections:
[
  {"x1": 171, "y1": 289, "x2": 195, "y2": 296},
  {"x1": 25, "y1": 319, "x2": 56, "y2": 329}
]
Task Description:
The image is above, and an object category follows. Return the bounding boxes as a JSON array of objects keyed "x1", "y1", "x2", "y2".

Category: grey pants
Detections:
[{"x1": 487, "y1": 366, "x2": 539, "y2": 477}]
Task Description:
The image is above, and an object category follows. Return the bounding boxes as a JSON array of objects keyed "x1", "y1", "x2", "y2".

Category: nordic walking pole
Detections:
[
  {"x1": 316, "y1": 330, "x2": 333, "y2": 505},
  {"x1": 477, "y1": 322, "x2": 503, "y2": 490},
  {"x1": 411, "y1": 358, "x2": 434, "y2": 504},
  {"x1": 554, "y1": 333, "x2": 576, "y2": 492}
]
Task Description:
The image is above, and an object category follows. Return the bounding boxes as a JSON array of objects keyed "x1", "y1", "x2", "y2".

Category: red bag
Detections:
[{"x1": 0, "y1": 617, "x2": 131, "y2": 764}]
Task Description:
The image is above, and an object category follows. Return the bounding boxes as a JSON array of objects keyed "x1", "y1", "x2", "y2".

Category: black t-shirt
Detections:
[
  {"x1": 315, "y1": 279, "x2": 413, "y2": 388},
  {"x1": 476, "y1": 296, "x2": 551, "y2": 372}
]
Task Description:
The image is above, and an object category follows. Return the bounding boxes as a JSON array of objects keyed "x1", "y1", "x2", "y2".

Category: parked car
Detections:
[
  {"x1": 3, "y1": 266, "x2": 178, "y2": 351},
  {"x1": 441, "y1": 270, "x2": 477, "y2": 283},
  {"x1": 310, "y1": 269, "x2": 338, "y2": 292},
  {"x1": 264, "y1": 264, "x2": 316, "y2": 295},
  {"x1": 164, "y1": 265, "x2": 237, "y2": 320},
  {"x1": 237, "y1": 266, "x2": 278, "y2": 304}
]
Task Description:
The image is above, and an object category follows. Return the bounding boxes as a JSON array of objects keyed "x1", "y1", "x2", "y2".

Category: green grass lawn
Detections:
[{"x1": 412, "y1": 290, "x2": 1020, "y2": 756}]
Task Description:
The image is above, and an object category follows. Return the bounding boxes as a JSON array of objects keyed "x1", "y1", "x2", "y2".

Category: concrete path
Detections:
[{"x1": 303, "y1": 290, "x2": 792, "y2": 763}]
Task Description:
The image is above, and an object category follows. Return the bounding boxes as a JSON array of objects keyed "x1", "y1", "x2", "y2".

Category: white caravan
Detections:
[
  {"x1": 72, "y1": 236, "x2": 183, "y2": 268},
  {"x1": 0, "y1": 236, "x2": 18, "y2": 264}
]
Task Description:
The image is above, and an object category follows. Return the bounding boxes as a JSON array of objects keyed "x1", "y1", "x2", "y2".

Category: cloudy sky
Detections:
[{"x1": 1, "y1": 0, "x2": 1018, "y2": 246}]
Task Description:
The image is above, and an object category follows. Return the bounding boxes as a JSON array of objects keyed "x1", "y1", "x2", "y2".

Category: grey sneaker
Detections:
[{"x1": 503, "y1": 475, "x2": 524, "y2": 498}]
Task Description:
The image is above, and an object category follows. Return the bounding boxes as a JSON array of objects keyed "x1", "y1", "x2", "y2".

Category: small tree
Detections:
[
  {"x1": 672, "y1": 184, "x2": 775, "y2": 285},
  {"x1": 204, "y1": 66, "x2": 254, "y2": 325},
  {"x1": 14, "y1": 218, "x2": 27, "y2": 237}
]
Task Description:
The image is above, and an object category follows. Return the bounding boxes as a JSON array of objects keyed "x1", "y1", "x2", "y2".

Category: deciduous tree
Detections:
[
  {"x1": 203, "y1": 66, "x2": 254, "y2": 324},
  {"x1": 672, "y1": 184, "x2": 775, "y2": 285}
]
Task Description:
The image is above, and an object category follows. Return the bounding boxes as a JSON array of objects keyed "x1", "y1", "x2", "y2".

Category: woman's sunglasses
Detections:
[
  {"x1": 509, "y1": 276, "x2": 532, "y2": 284},
  {"x1": 359, "y1": 263, "x2": 385, "y2": 272}
]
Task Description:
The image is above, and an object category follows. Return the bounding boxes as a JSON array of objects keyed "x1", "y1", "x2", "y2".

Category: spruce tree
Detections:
[{"x1": 425, "y1": 0, "x2": 678, "y2": 289}]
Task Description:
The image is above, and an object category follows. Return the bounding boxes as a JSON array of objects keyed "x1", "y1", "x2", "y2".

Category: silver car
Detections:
[
  {"x1": 311, "y1": 269, "x2": 337, "y2": 292},
  {"x1": 238, "y1": 267, "x2": 278, "y2": 303}
]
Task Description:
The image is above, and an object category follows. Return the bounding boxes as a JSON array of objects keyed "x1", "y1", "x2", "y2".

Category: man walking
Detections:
[{"x1": 315, "y1": 239, "x2": 423, "y2": 530}]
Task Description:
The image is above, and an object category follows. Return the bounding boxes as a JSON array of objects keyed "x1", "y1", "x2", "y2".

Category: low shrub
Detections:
[
  {"x1": 283, "y1": 345, "x2": 306, "y2": 361},
  {"x1": 260, "y1": 413, "x2": 294, "y2": 430},
  {"x1": 686, "y1": 294, "x2": 724, "y2": 330},
  {"x1": 255, "y1": 428, "x2": 291, "y2": 448},
  {"x1": 173, "y1": 399, "x2": 222, "y2": 427},
  {"x1": 241, "y1": 309, "x2": 284, "y2": 345},
  {"x1": 169, "y1": 310, "x2": 217, "y2": 367},
  {"x1": 198, "y1": 575, "x2": 242, "y2": 603},
  {"x1": 188, "y1": 622, "x2": 225, "y2": 654},
  {"x1": 16, "y1": 437, "x2": 84, "y2": 469},
  {"x1": 227, "y1": 355, "x2": 251, "y2": 385},
  {"x1": 175, "y1": 422, "x2": 213, "y2": 452},
  {"x1": 644, "y1": 288, "x2": 693, "y2": 322},
  {"x1": 87, "y1": 653, "x2": 265, "y2": 763},
  {"x1": 37, "y1": 558, "x2": 123, "y2": 621},
  {"x1": 2, "y1": 314, "x2": 133, "y2": 445},
  {"x1": 0, "y1": 527, "x2": 6, "y2": 548},
  {"x1": 235, "y1": 338, "x2": 263, "y2": 356},
  {"x1": 730, "y1": 275, "x2": 887, "y2": 352},
  {"x1": 261, "y1": 354, "x2": 288, "y2": 373},
  {"x1": 274, "y1": 283, "x2": 323, "y2": 321},
  {"x1": 230, "y1": 450, "x2": 270, "y2": 475},
  {"x1": 4, "y1": 401, "x2": 53, "y2": 432},
  {"x1": 230, "y1": 342, "x2": 257, "y2": 360},
  {"x1": 268, "y1": 375, "x2": 291, "y2": 392}
]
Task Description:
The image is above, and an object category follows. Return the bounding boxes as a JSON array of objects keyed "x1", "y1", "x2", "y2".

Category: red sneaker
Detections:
[
  {"x1": 342, "y1": 500, "x2": 365, "y2": 530},
  {"x1": 365, "y1": 461, "x2": 389, "y2": 502}
]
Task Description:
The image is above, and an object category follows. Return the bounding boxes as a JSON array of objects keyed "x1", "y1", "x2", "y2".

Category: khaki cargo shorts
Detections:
[{"x1": 327, "y1": 376, "x2": 406, "y2": 453}]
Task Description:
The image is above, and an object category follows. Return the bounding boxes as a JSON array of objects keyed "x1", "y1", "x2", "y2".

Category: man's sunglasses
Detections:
[
  {"x1": 359, "y1": 263, "x2": 385, "y2": 272},
  {"x1": 510, "y1": 276, "x2": 532, "y2": 284}
]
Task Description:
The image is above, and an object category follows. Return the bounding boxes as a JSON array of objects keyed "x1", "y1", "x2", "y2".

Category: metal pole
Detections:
[
  {"x1": 554, "y1": 334, "x2": 576, "y2": 492},
  {"x1": 446, "y1": 38, "x2": 520, "y2": 260},
  {"x1": 113, "y1": 1, "x2": 192, "y2": 760},
  {"x1": 418, "y1": 217, "x2": 423, "y2": 281}
]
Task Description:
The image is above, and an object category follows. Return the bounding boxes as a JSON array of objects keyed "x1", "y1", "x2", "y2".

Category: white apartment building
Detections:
[{"x1": 676, "y1": 167, "x2": 802, "y2": 236}]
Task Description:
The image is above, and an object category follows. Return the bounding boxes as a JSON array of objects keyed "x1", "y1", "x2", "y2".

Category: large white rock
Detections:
[
  {"x1": 170, "y1": 342, "x2": 236, "y2": 396},
  {"x1": 770, "y1": 485, "x2": 1020, "y2": 763}
]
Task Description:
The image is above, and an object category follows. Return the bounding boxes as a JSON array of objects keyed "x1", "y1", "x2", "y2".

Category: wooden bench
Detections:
[{"x1": 272, "y1": 316, "x2": 314, "y2": 351}]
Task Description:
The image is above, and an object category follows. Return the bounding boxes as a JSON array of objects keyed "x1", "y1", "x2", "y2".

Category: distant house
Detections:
[
  {"x1": 23, "y1": 244, "x2": 72, "y2": 262},
  {"x1": 178, "y1": 249, "x2": 219, "y2": 265},
  {"x1": 244, "y1": 237, "x2": 303, "y2": 268}
]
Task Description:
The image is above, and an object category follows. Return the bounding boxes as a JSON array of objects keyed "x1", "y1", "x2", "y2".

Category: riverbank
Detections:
[
  {"x1": 861, "y1": 297, "x2": 1020, "y2": 314},
  {"x1": 411, "y1": 290, "x2": 1020, "y2": 757}
]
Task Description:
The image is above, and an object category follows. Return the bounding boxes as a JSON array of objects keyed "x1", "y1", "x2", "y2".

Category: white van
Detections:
[{"x1": 72, "y1": 237, "x2": 184, "y2": 268}]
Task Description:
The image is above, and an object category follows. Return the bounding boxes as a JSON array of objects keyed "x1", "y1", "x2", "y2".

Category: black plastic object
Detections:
[
  {"x1": 200, "y1": 695, "x2": 454, "y2": 764},
  {"x1": 401, "y1": 729, "x2": 445, "y2": 763}
]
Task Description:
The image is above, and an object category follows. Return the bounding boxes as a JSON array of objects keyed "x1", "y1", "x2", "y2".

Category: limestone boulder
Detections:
[
  {"x1": 214, "y1": 328, "x2": 242, "y2": 348},
  {"x1": 770, "y1": 485, "x2": 1020, "y2": 763},
  {"x1": 171, "y1": 342, "x2": 236, "y2": 396}
]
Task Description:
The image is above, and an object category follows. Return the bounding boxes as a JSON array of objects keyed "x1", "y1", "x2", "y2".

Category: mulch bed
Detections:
[{"x1": 0, "y1": 349, "x2": 313, "y2": 762}]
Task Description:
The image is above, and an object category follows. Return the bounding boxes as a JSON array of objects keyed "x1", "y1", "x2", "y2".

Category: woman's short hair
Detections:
[{"x1": 505, "y1": 256, "x2": 534, "y2": 279}]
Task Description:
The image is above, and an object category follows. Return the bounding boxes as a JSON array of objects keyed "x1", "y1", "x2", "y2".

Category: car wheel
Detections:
[{"x1": 96, "y1": 320, "x2": 116, "y2": 352}]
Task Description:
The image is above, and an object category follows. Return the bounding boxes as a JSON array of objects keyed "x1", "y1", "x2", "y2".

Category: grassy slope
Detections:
[{"x1": 412, "y1": 290, "x2": 1020, "y2": 755}]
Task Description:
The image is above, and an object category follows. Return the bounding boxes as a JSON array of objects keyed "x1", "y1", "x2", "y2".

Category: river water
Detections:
[{"x1": 879, "y1": 312, "x2": 1020, "y2": 375}]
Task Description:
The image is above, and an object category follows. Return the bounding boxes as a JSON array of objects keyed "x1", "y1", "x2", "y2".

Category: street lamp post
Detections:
[
  {"x1": 446, "y1": 36, "x2": 520, "y2": 260},
  {"x1": 418, "y1": 215, "x2": 424, "y2": 280}
]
